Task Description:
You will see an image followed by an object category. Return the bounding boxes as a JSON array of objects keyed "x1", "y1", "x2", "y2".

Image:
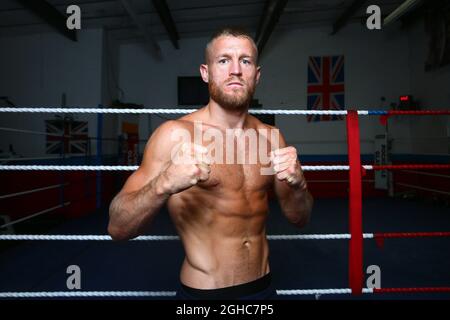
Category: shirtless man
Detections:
[{"x1": 108, "y1": 27, "x2": 314, "y2": 300}]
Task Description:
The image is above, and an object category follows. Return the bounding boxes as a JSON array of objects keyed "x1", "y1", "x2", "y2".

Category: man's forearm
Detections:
[
  {"x1": 108, "y1": 174, "x2": 170, "y2": 240},
  {"x1": 282, "y1": 188, "x2": 313, "y2": 228}
]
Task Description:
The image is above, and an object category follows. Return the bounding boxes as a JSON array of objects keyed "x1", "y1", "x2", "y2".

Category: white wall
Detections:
[
  {"x1": 258, "y1": 25, "x2": 410, "y2": 155},
  {"x1": 119, "y1": 24, "x2": 411, "y2": 156},
  {"x1": 407, "y1": 19, "x2": 450, "y2": 155},
  {"x1": 119, "y1": 37, "x2": 207, "y2": 151},
  {"x1": 101, "y1": 30, "x2": 121, "y2": 156},
  {"x1": 0, "y1": 28, "x2": 104, "y2": 159},
  {"x1": 2, "y1": 20, "x2": 448, "y2": 160}
]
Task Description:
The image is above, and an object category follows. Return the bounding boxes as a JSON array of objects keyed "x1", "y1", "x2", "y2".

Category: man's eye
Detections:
[
  {"x1": 218, "y1": 59, "x2": 228, "y2": 64},
  {"x1": 242, "y1": 59, "x2": 251, "y2": 65}
]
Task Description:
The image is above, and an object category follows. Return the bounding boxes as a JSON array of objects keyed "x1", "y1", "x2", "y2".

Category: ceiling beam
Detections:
[
  {"x1": 255, "y1": 0, "x2": 288, "y2": 56},
  {"x1": 119, "y1": 0, "x2": 162, "y2": 59},
  {"x1": 152, "y1": 0, "x2": 179, "y2": 49},
  {"x1": 330, "y1": 0, "x2": 366, "y2": 35},
  {"x1": 15, "y1": 0, "x2": 77, "y2": 41},
  {"x1": 383, "y1": 0, "x2": 424, "y2": 27}
]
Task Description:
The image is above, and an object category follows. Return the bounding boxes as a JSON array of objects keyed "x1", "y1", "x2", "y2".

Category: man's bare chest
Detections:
[{"x1": 198, "y1": 163, "x2": 272, "y2": 192}]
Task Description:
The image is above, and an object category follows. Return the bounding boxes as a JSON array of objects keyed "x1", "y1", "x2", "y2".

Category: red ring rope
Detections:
[
  {"x1": 350, "y1": 110, "x2": 449, "y2": 295},
  {"x1": 387, "y1": 110, "x2": 450, "y2": 115},
  {"x1": 373, "y1": 232, "x2": 450, "y2": 249},
  {"x1": 374, "y1": 287, "x2": 450, "y2": 293},
  {"x1": 375, "y1": 232, "x2": 450, "y2": 239},
  {"x1": 372, "y1": 164, "x2": 450, "y2": 170},
  {"x1": 379, "y1": 110, "x2": 450, "y2": 125}
]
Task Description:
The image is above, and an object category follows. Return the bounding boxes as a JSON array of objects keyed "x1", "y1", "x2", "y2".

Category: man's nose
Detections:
[{"x1": 229, "y1": 60, "x2": 242, "y2": 76}]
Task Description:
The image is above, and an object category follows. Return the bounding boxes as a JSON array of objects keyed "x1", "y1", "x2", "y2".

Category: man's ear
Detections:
[
  {"x1": 256, "y1": 66, "x2": 261, "y2": 84},
  {"x1": 200, "y1": 64, "x2": 209, "y2": 83}
]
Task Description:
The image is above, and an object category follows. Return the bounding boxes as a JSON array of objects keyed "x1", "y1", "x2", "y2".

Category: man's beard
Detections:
[{"x1": 208, "y1": 78, "x2": 255, "y2": 111}]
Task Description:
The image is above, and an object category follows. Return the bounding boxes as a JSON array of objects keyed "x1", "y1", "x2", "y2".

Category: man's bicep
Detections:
[
  {"x1": 120, "y1": 160, "x2": 164, "y2": 194},
  {"x1": 119, "y1": 147, "x2": 165, "y2": 194}
]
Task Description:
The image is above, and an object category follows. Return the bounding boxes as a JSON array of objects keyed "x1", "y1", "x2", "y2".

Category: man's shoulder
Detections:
[
  {"x1": 154, "y1": 118, "x2": 194, "y2": 134},
  {"x1": 142, "y1": 119, "x2": 192, "y2": 161},
  {"x1": 158, "y1": 108, "x2": 205, "y2": 130},
  {"x1": 143, "y1": 120, "x2": 191, "y2": 152},
  {"x1": 149, "y1": 108, "x2": 206, "y2": 141},
  {"x1": 248, "y1": 114, "x2": 280, "y2": 131}
]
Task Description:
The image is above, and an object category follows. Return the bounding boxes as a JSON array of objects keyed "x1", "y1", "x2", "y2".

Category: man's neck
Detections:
[{"x1": 205, "y1": 101, "x2": 249, "y2": 129}]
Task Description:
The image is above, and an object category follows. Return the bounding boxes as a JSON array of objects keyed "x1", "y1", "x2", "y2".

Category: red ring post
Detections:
[{"x1": 346, "y1": 110, "x2": 363, "y2": 295}]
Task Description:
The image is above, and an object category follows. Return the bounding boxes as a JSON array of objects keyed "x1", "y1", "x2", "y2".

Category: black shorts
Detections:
[{"x1": 176, "y1": 273, "x2": 277, "y2": 300}]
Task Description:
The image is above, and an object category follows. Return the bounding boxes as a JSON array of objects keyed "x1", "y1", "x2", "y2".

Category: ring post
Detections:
[
  {"x1": 96, "y1": 106, "x2": 103, "y2": 209},
  {"x1": 59, "y1": 116, "x2": 66, "y2": 212},
  {"x1": 346, "y1": 110, "x2": 363, "y2": 295}
]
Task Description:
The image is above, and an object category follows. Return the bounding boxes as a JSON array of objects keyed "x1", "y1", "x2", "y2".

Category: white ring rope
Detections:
[
  {"x1": 395, "y1": 183, "x2": 450, "y2": 196},
  {"x1": 0, "y1": 235, "x2": 178, "y2": 241},
  {"x1": 0, "y1": 165, "x2": 373, "y2": 171},
  {"x1": 0, "y1": 183, "x2": 67, "y2": 200},
  {"x1": 0, "y1": 203, "x2": 71, "y2": 229},
  {"x1": 0, "y1": 107, "x2": 379, "y2": 299},
  {"x1": 0, "y1": 233, "x2": 375, "y2": 241},
  {"x1": 277, "y1": 288, "x2": 374, "y2": 295},
  {"x1": 0, "y1": 291, "x2": 176, "y2": 298},
  {"x1": 0, "y1": 233, "x2": 375, "y2": 298},
  {"x1": 0, "y1": 288, "x2": 374, "y2": 298},
  {"x1": 0, "y1": 107, "x2": 370, "y2": 115},
  {"x1": 0, "y1": 155, "x2": 69, "y2": 162},
  {"x1": 0, "y1": 126, "x2": 71, "y2": 138},
  {"x1": 0, "y1": 165, "x2": 139, "y2": 171}
]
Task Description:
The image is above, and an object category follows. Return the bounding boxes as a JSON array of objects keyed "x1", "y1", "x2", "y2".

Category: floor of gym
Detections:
[{"x1": 1, "y1": 197, "x2": 449, "y2": 300}]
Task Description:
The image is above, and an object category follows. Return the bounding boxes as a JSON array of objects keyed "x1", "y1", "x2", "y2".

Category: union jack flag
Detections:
[
  {"x1": 307, "y1": 56, "x2": 345, "y2": 122},
  {"x1": 46, "y1": 119, "x2": 88, "y2": 154}
]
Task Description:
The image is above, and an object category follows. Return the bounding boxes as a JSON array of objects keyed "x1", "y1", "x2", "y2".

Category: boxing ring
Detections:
[{"x1": 0, "y1": 107, "x2": 449, "y2": 299}]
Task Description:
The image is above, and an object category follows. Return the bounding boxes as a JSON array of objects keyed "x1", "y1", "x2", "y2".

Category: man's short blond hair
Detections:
[{"x1": 205, "y1": 26, "x2": 258, "y2": 64}]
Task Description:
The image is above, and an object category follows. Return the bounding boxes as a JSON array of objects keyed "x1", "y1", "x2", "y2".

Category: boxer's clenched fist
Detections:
[
  {"x1": 270, "y1": 146, "x2": 307, "y2": 190},
  {"x1": 160, "y1": 142, "x2": 211, "y2": 195}
]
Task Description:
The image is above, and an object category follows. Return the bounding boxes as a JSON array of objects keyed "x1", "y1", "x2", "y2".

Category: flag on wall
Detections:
[
  {"x1": 307, "y1": 55, "x2": 345, "y2": 122},
  {"x1": 46, "y1": 120, "x2": 88, "y2": 154}
]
